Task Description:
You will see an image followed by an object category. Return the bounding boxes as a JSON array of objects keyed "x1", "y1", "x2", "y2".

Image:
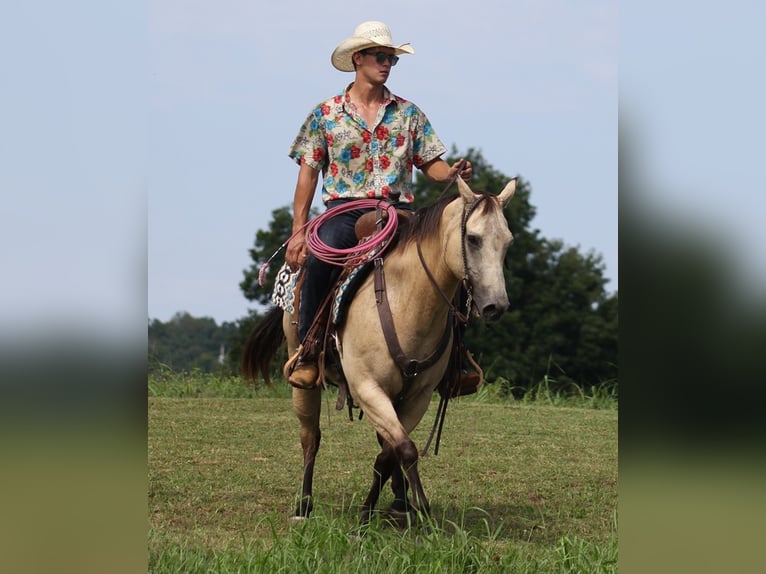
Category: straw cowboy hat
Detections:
[{"x1": 331, "y1": 21, "x2": 415, "y2": 72}]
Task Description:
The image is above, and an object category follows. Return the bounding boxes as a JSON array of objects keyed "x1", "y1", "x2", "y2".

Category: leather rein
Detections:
[{"x1": 374, "y1": 195, "x2": 487, "y2": 397}]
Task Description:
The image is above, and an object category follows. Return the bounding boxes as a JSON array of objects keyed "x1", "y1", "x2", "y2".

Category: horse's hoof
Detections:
[
  {"x1": 294, "y1": 497, "x2": 313, "y2": 518},
  {"x1": 384, "y1": 507, "x2": 416, "y2": 528}
]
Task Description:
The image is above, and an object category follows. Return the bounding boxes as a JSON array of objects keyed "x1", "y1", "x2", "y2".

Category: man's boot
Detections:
[
  {"x1": 288, "y1": 359, "x2": 319, "y2": 389},
  {"x1": 287, "y1": 274, "x2": 335, "y2": 390},
  {"x1": 287, "y1": 316, "x2": 327, "y2": 390}
]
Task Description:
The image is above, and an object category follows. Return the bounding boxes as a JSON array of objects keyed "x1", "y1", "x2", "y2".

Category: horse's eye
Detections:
[{"x1": 466, "y1": 234, "x2": 482, "y2": 249}]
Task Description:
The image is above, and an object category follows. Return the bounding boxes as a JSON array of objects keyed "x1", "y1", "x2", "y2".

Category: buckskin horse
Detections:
[{"x1": 242, "y1": 176, "x2": 516, "y2": 524}]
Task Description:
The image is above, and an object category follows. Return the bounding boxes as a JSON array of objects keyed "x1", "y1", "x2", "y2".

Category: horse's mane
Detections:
[{"x1": 397, "y1": 190, "x2": 499, "y2": 249}]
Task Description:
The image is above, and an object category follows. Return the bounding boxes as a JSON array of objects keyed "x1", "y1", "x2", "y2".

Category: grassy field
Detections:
[{"x1": 148, "y1": 374, "x2": 617, "y2": 573}]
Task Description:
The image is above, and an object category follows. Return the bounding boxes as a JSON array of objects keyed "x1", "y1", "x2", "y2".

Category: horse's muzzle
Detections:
[{"x1": 481, "y1": 300, "x2": 509, "y2": 322}]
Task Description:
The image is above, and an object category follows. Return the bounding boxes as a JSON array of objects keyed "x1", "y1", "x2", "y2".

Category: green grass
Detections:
[
  {"x1": 149, "y1": 373, "x2": 617, "y2": 573},
  {"x1": 148, "y1": 369, "x2": 618, "y2": 410},
  {"x1": 148, "y1": 367, "x2": 292, "y2": 399}
]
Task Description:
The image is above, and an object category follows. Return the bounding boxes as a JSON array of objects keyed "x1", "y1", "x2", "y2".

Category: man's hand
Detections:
[
  {"x1": 421, "y1": 156, "x2": 473, "y2": 184},
  {"x1": 448, "y1": 158, "x2": 473, "y2": 183},
  {"x1": 285, "y1": 230, "x2": 308, "y2": 270},
  {"x1": 450, "y1": 158, "x2": 473, "y2": 183}
]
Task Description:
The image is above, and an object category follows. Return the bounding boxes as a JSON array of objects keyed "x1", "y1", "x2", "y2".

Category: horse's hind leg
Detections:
[{"x1": 292, "y1": 386, "x2": 321, "y2": 519}]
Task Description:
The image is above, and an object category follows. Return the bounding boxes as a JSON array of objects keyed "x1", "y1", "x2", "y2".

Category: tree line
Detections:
[
  {"x1": 150, "y1": 149, "x2": 617, "y2": 395},
  {"x1": 148, "y1": 312, "x2": 240, "y2": 374}
]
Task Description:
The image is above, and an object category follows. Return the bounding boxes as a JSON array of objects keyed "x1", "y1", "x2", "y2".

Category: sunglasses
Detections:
[{"x1": 361, "y1": 50, "x2": 400, "y2": 66}]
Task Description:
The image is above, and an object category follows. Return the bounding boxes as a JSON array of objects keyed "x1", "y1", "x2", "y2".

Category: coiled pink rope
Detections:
[
  {"x1": 306, "y1": 200, "x2": 399, "y2": 265},
  {"x1": 257, "y1": 200, "x2": 399, "y2": 286}
]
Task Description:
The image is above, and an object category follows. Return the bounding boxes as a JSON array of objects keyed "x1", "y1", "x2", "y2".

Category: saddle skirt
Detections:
[
  {"x1": 269, "y1": 260, "x2": 374, "y2": 328},
  {"x1": 271, "y1": 263, "x2": 300, "y2": 314}
]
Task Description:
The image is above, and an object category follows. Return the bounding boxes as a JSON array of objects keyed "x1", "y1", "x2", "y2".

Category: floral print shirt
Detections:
[{"x1": 288, "y1": 84, "x2": 447, "y2": 204}]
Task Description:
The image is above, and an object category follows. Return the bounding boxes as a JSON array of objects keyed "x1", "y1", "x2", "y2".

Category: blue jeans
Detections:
[
  {"x1": 298, "y1": 203, "x2": 371, "y2": 343},
  {"x1": 298, "y1": 200, "x2": 413, "y2": 343}
]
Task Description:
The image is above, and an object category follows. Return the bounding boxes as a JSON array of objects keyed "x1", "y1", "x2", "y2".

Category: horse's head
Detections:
[{"x1": 450, "y1": 176, "x2": 516, "y2": 321}]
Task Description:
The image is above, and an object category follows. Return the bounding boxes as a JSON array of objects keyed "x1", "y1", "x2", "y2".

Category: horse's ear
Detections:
[
  {"x1": 456, "y1": 176, "x2": 475, "y2": 204},
  {"x1": 497, "y1": 178, "x2": 517, "y2": 207}
]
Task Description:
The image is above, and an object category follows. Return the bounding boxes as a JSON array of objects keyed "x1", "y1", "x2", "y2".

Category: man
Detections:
[{"x1": 285, "y1": 21, "x2": 472, "y2": 388}]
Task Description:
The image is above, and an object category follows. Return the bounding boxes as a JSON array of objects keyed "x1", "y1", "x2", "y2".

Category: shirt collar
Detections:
[{"x1": 342, "y1": 83, "x2": 395, "y2": 108}]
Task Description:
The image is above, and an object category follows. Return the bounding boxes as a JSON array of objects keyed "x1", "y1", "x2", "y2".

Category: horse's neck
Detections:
[
  {"x1": 415, "y1": 236, "x2": 459, "y2": 297},
  {"x1": 384, "y1": 236, "x2": 459, "y2": 333},
  {"x1": 418, "y1": 201, "x2": 463, "y2": 298},
  {"x1": 373, "y1": 201, "x2": 461, "y2": 339}
]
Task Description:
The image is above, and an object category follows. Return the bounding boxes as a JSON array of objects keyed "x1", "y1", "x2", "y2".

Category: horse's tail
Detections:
[{"x1": 241, "y1": 306, "x2": 285, "y2": 385}]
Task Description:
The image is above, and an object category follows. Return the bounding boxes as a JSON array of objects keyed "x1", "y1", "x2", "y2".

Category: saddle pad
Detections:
[
  {"x1": 332, "y1": 226, "x2": 406, "y2": 327},
  {"x1": 271, "y1": 263, "x2": 300, "y2": 314},
  {"x1": 331, "y1": 260, "x2": 375, "y2": 327}
]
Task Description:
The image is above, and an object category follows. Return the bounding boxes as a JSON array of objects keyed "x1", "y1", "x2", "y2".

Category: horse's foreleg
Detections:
[
  {"x1": 360, "y1": 438, "x2": 413, "y2": 524},
  {"x1": 378, "y1": 422, "x2": 411, "y2": 516},
  {"x1": 292, "y1": 386, "x2": 322, "y2": 519},
  {"x1": 360, "y1": 436, "x2": 429, "y2": 524},
  {"x1": 389, "y1": 463, "x2": 410, "y2": 515},
  {"x1": 360, "y1": 439, "x2": 397, "y2": 524},
  {"x1": 391, "y1": 387, "x2": 441, "y2": 522},
  {"x1": 352, "y1": 383, "x2": 431, "y2": 524},
  {"x1": 395, "y1": 438, "x2": 431, "y2": 519}
]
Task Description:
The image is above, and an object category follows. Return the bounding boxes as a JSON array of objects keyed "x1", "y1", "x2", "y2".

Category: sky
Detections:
[
  {"x1": 0, "y1": 0, "x2": 616, "y2": 331},
  {"x1": 1, "y1": 1, "x2": 146, "y2": 339},
  {"x1": 5, "y1": 0, "x2": 764, "y2": 334},
  {"x1": 146, "y1": 0, "x2": 618, "y2": 324}
]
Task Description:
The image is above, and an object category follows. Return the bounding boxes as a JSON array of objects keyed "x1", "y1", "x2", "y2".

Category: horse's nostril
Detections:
[
  {"x1": 483, "y1": 305, "x2": 499, "y2": 321},
  {"x1": 482, "y1": 301, "x2": 508, "y2": 321}
]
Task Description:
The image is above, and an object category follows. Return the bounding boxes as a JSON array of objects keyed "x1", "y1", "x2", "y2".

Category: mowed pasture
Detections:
[{"x1": 148, "y1": 376, "x2": 617, "y2": 573}]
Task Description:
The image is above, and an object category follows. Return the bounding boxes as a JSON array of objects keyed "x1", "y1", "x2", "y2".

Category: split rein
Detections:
[{"x1": 415, "y1": 194, "x2": 488, "y2": 325}]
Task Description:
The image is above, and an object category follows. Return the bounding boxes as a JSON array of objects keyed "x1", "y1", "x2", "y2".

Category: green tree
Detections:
[
  {"x1": 415, "y1": 148, "x2": 617, "y2": 391},
  {"x1": 148, "y1": 312, "x2": 239, "y2": 373},
  {"x1": 225, "y1": 310, "x2": 271, "y2": 375},
  {"x1": 238, "y1": 149, "x2": 617, "y2": 393},
  {"x1": 240, "y1": 205, "x2": 319, "y2": 307},
  {"x1": 481, "y1": 239, "x2": 618, "y2": 392}
]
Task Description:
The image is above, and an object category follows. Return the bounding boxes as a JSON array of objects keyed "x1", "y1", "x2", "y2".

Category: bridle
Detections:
[
  {"x1": 373, "y1": 194, "x2": 488, "y2": 389},
  {"x1": 415, "y1": 194, "x2": 488, "y2": 324}
]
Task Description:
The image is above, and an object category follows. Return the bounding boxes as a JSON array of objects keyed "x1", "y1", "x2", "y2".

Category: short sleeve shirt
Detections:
[{"x1": 288, "y1": 84, "x2": 447, "y2": 204}]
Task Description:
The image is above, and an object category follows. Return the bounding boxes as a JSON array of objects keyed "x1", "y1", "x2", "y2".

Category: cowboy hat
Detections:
[{"x1": 331, "y1": 21, "x2": 415, "y2": 72}]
